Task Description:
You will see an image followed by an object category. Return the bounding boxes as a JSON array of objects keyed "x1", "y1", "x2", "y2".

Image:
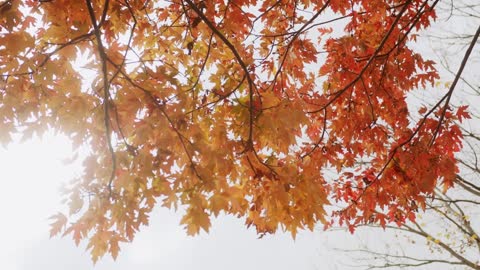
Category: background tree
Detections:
[
  {"x1": 0, "y1": 0, "x2": 474, "y2": 262},
  {"x1": 333, "y1": 1, "x2": 480, "y2": 268}
]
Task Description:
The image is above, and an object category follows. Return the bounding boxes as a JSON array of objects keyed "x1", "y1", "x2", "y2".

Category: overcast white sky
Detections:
[{"x1": 0, "y1": 134, "x2": 374, "y2": 270}]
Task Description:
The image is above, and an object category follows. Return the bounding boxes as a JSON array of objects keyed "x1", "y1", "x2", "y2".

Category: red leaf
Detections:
[{"x1": 456, "y1": 105, "x2": 471, "y2": 123}]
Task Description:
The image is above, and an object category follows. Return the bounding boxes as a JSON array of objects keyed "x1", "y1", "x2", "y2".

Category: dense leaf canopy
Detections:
[{"x1": 0, "y1": 0, "x2": 469, "y2": 261}]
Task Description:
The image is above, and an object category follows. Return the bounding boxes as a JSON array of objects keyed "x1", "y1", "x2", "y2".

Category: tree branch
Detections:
[{"x1": 85, "y1": 0, "x2": 117, "y2": 197}]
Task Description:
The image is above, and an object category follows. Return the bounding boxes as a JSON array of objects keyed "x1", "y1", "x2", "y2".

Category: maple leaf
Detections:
[
  {"x1": 456, "y1": 105, "x2": 471, "y2": 123},
  {"x1": 49, "y1": 213, "x2": 67, "y2": 238}
]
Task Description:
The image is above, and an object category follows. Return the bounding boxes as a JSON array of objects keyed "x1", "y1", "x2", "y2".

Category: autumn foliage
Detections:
[{"x1": 0, "y1": 0, "x2": 469, "y2": 262}]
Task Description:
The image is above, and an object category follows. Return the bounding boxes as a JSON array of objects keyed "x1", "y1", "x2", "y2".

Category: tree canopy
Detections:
[
  {"x1": 337, "y1": 2, "x2": 480, "y2": 268},
  {"x1": 0, "y1": 0, "x2": 473, "y2": 262}
]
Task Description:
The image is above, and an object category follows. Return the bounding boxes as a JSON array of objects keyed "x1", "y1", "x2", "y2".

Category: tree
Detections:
[
  {"x1": 338, "y1": 109, "x2": 480, "y2": 270},
  {"x1": 330, "y1": 1, "x2": 480, "y2": 268},
  {"x1": 0, "y1": 0, "x2": 474, "y2": 262}
]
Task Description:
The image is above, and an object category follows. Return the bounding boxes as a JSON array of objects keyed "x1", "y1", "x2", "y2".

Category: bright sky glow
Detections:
[
  {"x1": 0, "y1": 132, "x2": 360, "y2": 270},
  {"x1": 0, "y1": 133, "x2": 78, "y2": 269},
  {"x1": 0, "y1": 133, "x2": 445, "y2": 270}
]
